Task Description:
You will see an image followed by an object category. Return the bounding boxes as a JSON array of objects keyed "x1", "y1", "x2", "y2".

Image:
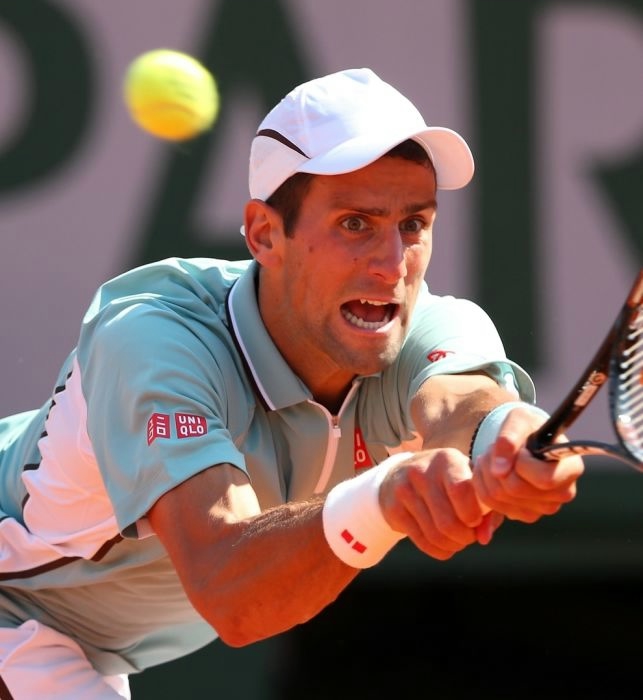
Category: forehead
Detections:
[{"x1": 307, "y1": 156, "x2": 438, "y2": 209}]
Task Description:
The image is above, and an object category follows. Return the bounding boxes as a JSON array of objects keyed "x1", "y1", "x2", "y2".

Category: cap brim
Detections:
[{"x1": 296, "y1": 125, "x2": 474, "y2": 191}]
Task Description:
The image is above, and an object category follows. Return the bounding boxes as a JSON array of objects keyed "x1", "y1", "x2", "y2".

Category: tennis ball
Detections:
[{"x1": 124, "y1": 49, "x2": 219, "y2": 141}]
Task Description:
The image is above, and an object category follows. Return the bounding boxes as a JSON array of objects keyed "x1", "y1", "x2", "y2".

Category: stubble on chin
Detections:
[{"x1": 335, "y1": 335, "x2": 404, "y2": 377}]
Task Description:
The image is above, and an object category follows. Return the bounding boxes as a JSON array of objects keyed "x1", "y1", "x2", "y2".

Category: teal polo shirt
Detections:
[{"x1": 0, "y1": 256, "x2": 534, "y2": 674}]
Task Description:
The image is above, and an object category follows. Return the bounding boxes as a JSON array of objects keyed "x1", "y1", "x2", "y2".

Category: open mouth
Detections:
[{"x1": 340, "y1": 299, "x2": 398, "y2": 330}]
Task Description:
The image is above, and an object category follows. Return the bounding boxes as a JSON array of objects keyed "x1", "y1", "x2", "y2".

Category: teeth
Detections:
[
  {"x1": 360, "y1": 299, "x2": 387, "y2": 306},
  {"x1": 342, "y1": 307, "x2": 392, "y2": 330}
]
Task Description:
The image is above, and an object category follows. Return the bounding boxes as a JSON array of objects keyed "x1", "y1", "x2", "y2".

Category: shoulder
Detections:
[
  {"x1": 409, "y1": 287, "x2": 501, "y2": 340},
  {"x1": 83, "y1": 257, "x2": 253, "y2": 322},
  {"x1": 77, "y1": 258, "x2": 254, "y2": 374}
]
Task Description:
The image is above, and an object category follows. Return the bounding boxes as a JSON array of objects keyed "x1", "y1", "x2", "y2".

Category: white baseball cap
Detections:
[{"x1": 248, "y1": 67, "x2": 474, "y2": 201}]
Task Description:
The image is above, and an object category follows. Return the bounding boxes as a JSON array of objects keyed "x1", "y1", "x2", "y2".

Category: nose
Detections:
[{"x1": 367, "y1": 228, "x2": 407, "y2": 283}]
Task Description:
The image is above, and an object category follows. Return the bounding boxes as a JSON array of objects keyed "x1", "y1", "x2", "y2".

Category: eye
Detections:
[
  {"x1": 400, "y1": 217, "x2": 427, "y2": 234},
  {"x1": 340, "y1": 215, "x2": 368, "y2": 232}
]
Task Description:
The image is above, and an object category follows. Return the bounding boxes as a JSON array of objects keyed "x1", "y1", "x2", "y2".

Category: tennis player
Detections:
[{"x1": 0, "y1": 68, "x2": 584, "y2": 698}]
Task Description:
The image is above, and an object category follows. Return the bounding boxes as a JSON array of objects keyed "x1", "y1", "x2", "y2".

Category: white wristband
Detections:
[
  {"x1": 470, "y1": 401, "x2": 550, "y2": 462},
  {"x1": 322, "y1": 451, "x2": 413, "y2": 569}
]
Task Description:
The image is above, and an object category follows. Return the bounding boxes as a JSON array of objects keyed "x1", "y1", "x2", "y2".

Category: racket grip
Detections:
[{"x1": 526, "y1": 431, "x2": 559, "y2": 461}]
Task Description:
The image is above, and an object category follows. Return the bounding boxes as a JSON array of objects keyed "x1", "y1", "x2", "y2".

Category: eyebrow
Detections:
[{"x1": 330, "y1": 198, "x2": 438, "y2": 216}]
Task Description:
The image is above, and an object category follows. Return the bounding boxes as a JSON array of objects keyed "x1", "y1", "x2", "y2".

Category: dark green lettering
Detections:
[
  {"x1": 0, "y1": 0, "x2": 93, "y2": 194},
  {"x1": 131, "y1": 0, "x2": 314, "y2": 266},
  {"x1": 471, "y1": 0, "x2": 642, "y2": 369}
]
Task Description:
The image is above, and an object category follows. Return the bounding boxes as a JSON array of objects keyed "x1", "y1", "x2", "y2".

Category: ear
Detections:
[{"x1": 243, "y1": 199, "x2": 285, "y2": 267}]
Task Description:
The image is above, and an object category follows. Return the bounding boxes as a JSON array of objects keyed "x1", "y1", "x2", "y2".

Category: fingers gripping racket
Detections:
[{"x1": 526, "y1": 268, "x2": 643, "y2": 471}]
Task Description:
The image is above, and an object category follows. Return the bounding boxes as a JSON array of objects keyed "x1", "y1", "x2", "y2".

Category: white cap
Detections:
[{"x1": 248, "y1": 68, "x2": 474, "y2": 201}]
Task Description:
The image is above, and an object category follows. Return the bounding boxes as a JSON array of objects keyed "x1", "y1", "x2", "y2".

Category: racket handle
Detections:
[{"x1": 526, "y1": 431, "x2": 558, "y2": 461}]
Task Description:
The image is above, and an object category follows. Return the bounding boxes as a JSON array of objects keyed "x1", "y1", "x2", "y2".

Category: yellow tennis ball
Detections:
[{"x1": 124, "y1": 49, "x2": 219, "y2": 141}]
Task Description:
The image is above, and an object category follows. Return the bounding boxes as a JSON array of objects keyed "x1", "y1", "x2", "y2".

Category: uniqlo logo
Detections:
[
  {"x1": 147, "y1": 413, "x2": 170, "y2": 445},
  {"x1": 175, "y1": 413, "x2": 208, "y2": 439},
  {"x1": 354, "y1": 426, "x2": 373, "y2": 470}
]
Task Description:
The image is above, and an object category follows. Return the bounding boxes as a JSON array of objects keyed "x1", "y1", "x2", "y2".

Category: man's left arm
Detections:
[{"x1": 409, "y1": 372, "x2": 585, "y2": 523}]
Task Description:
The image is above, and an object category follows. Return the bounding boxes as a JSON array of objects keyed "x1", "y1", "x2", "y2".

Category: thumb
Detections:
[{"x1": 475, "y1": 511, "x2": 504, "y2": 545}]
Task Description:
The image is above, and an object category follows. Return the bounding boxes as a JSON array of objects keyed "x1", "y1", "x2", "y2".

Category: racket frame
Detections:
[{"x1": 526, "y1": 269, "x2": 643, "y2": 470}]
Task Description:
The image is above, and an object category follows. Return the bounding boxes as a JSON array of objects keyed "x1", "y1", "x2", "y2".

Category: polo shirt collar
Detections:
[{"x1": 226, "y1": 261, "x2": 312, "y2": 410}]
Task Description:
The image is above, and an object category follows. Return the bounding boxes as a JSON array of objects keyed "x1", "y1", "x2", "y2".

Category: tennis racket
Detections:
[{"x1": 526, "y1": 268, "x2": 643, "y2": 471}]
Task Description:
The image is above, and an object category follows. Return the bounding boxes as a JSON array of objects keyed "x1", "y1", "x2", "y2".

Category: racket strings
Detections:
[{"x1": 615, "y1": 307, "x2": 643, "y2": 459}]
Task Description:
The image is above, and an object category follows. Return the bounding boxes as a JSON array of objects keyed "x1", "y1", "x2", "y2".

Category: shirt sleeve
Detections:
[
  {"x1": 76, "y1": 296, "x2": 247, "y2": 536},
  {"x1": 404, "y1": 293, "x2": 536, "y2": 402}
]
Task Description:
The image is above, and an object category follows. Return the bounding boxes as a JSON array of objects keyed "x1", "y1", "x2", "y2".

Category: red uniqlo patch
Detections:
[
  {"x1": 354, "y1": 426, "x2": 373, "y2": 470},
  {"x1": 175, "y1": 413, "x2": 208, "y2": 439},
  {"x1": 147, "y1": 413, "x2": 170, "y2": 445}
]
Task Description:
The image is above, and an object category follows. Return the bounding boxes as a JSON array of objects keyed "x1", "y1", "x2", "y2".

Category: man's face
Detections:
[{"x1": 258, "y1": 155, "x2": 437, "y2": 405}]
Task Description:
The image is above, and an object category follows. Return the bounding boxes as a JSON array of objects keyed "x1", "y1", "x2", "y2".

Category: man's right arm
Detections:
[
  {"x1": 147, "y1": 455, "x2": 484, "y2": 648},
  {"x1": 147, "y1": 464, "x2": 360, "y2": 647}
]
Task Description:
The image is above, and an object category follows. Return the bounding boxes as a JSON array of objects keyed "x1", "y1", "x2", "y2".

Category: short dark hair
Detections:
[{"x1": 266, "y1": 139, "x2": 434, "y2": 236}]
